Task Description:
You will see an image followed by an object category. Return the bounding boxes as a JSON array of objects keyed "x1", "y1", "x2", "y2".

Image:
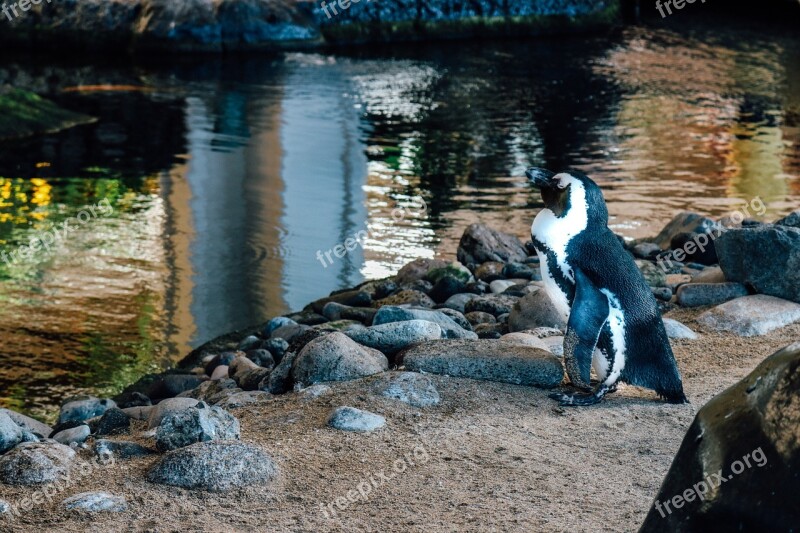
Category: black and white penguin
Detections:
[{"x1": 526, "y1": 167, "x2": 687, "y2": 406}]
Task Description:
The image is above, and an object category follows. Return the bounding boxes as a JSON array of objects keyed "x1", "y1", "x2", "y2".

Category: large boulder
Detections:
[
  {"x1": 457, "y1": 224, "x2": 527, "y2": 266},
  {"x1": 715, "y1": 225, "x2": 800, "y2": 303},
  {"x1": 0, "y1": 411, "x2": 24, "y2": 454},
  {"x1": 0, "y1": 442, "x2": 75, "y2": 485},
  {"x1": 697, "y1": 295, "x2": 800, "y2": 337},
  {"x1": 508, "y1": 289, "x2": 567, "y2": 332},
  {"x1": 640, "y1": 343, "x2": 800, "y2": 531},
  {"x1": 400, "y1": 340, "x2": 564, "y2": 388},
  {"x1": 291, "y1": 332, "x2": 388, "y2": 385},
  {"x1": 651, "y1": 212, "x2": 719, "y2": 250},
  {"x1": 0, "y1": 409, "x2": 52, "y2": 438},
  {"x1": 147, "y1": 441, "x2": 278, "y2": 492},
  {"x1": 345, "y1": 320, "x2": 443, "y2": 357},
  {"x1": 373, "y1": 306, "x2": 477, "y2": 339}
]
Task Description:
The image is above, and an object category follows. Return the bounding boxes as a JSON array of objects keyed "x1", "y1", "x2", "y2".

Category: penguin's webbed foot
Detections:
[{"x1": 549, "y1": 384, "x2": 612, "y2": 407}]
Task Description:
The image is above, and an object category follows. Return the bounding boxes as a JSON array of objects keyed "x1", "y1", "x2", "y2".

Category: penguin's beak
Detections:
[{"x1": 525, "y1": 167, "x2": 556, "y2": 189}]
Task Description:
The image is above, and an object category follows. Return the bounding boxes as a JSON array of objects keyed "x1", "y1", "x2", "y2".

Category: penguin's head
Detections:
[{"x1": 526, "y1": 167, "x2": 608, "y2": 224}]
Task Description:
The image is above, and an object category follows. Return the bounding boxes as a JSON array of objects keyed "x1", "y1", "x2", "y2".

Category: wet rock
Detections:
[
  {"x1": 147, "y1": 398, "x2": 203, "y2": 429},
  {"x1": 345, "y1": 320, "x2": 442, "y2": 357},
  {"x1": 373, "y1": 306, "x2": 477, "y2": 340},
  {"x1": 474, "y1": 261, "x2": 506, "y2": 282},
  {"x1": 464, "y1": 294, "x2": 518, "y2": 317},
  {"x1": 652, "y1": 212, "x2": 719, "y2": 249},
  {"x1": 441, "y1": 293, "x2": 479, "y2": 313},
  {"x1": 147, "y1": 374, "x2": 207, "y2": 401},
  {"x1": 95, "y1": 408, "x2": 132, "y2": 436},
  {"x1": 428, "y1": 276, "x2": 468, "y2": 304},
  {"x1": 0, "y1": 409, "x2": 52, "y2": 438},
  {"x1": 292, "y1": 332, "x2": 388, "y2": 385},
  {"x1": 0, "y1": 411, "x2": 24, "y2": 454},
  {"x1": 155, "y1": 404, "x2": 240, "y2": 452},
  {"x1": 322, "y1": 302, "x2": 377, "y2": 325},
  {"x1": 58, "y1": 397, "x2": 117, "y2": 425},
  {"x1": 457, "y1": 223, "x2": 527, "y2": 265},
  {"x1": 310, "y1": 289, "x2": 372, "y2": 314},
  {"x1": 662, "y1": 318, "x2": 699, "y2": 340},
  {"x1": 380, "y1": 372, "x2": 440, "y2": 407},
  {"x1": 245, "y1": 349, "x2": 276, "y2": 369},
  {"x1": 375, "y1": 289, "x2": 435, "y2": 308},
  {"x1": 676, "y1": 283, "x2": 749, "y2": 307},
  {"x1": 508, "y1": 289, "x2": 567, "y2": 332},
  {"x1": 95, "y1": 439, "x2": 155, "y2": 460},
  {"x1": 63, "y1": 492, "x2": 127, "y2": 513},
  {"x1": 262, "y1": 316, "x2": 297, "y2": 338},
  {"x1": 0, "y1": 442, "x2": 75, "y2": 485},
  {"x1": 400, "y1": 339, "x2": 564, "y2": 388},
  {"x1": 637, "y1": 260, "x2": 667, "y2": 288},
  {"x1": 53, "y1": 425, "x2": 91, "y2": 445},
  {"x1": 426, "y1": 263, "x2": 473, "y2": 285},
  {"x1": 465, "y1": 311, "x2": 496, "y2": 326},
  {"x1": 260, "y1": 351, "x2": 297, "y2": 395},
  {"x1": 716, "y1": 225, "x2": 800, "y2": 304},
  {"x1": 327, "y1": 407, "x2": 386, "y2": 432},
  {"x1": 698, "y1": 295, "x2": 800, "y2": 337},
  {"x1": 640, "y1": 342, "x2": 800, "y2": 531},
  {"x1": 147, "y1": 441, "x2": 278, "y2": 492}
]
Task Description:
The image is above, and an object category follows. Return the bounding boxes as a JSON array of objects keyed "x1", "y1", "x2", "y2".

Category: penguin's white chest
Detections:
[{"x1": 536, "y1": 250, "x2": 572, "y2": 319}]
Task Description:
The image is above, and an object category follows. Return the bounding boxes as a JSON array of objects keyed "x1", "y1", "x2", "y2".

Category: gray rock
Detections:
[
  {"x1": 651, "y1": 287, "x2": 673, "y2": 302},
  {"x1": 373, "y1": 306, "x2": 477, "y2": 340},
  {"x1": 313, "y1": 319, "x2": 367, "y2": 334},
  {"x1": 298, "y1": 384, "x2": 331, "y2": 400},
  {"x1": 652, "y1": 212, "x2": 720, "y2": 249},
  {"x1": 237, "y1": 335, "x2": 262, "y2": 351},
  {"x1": 436, "y1": 308, "x2": 473, "y2": 331},
  {"x1": 395, "y1": 258, "x2": 449, "y2": 285},
  {"x1": 260, "y1": 350, "x2": 297, "y2": 394},
  {"x1": 489, "y1": 280, "x2": 517, "y2": 294},
  {"x1": 441, "y1": 293, "x2": 479, "y2": 313},
  {"x1": 633, "y1": 242, "x2": 661, "y2": 259},
  {"x1": 260, "y1": 338, "x2": 289, "y2": 362},
  {"x1": 94, "y1": 439, "x2": 155, "y2": 459},
  {"x1": 691, "y1": 266, "x2": 726, "y2": 284},
  {"x1": 229, "y1": 356, "x2": 271, "y2": 390},
  {"x1": 155, "y1": 404, "x2": 240, "y2": 452},
  {"x1": 95, "y1": 407, "x2": 132, "y2": 436},
  {"x1": 310, "y1": 289, "x2": 372, "y2": 314},
  {"x1": 147, "y1": 398, "x2": 202, "y2": 429},
  {"x1": 463, "y1": 294, "x2": 519, "y2": 317},
  {"x1": 121, "y1": 405, "x2": 154, "y2": 421},
  {"x1": 400, "y1": 339, "x2": 564, "y2": 388},
  {"x1": 474, "y1": 323, "x2": 506, "y2": 339},
  {"x1": 375, "y1": 289, "x2": 435, "y2": 309},
  {"x1": 662, "y1": 318, "x2": 699, "y2": 340},
  {"x1": 292, "y1": 332, "x2": 388, "y2": 385},
  {"x1": 147, "y1": 374, "x2": 207, "y2": 400},
  {"x1": 0, "y1": 499, "x2": 9, "y2": 515},
  {"x1": 0, "y1": 442, "x2": 75, "y2": 485},
  {"x1": 62, "y1": 492, "x2": 127, "y2": 513},
  {"x1": 775, "y1": 210, "x2": 800, "y2": 228},
  {"x1": 270, "y1": 323, "x2": 312, "y2": 343},
  {"x1": 457, "y1": 223, "x2": 527, "y2": 265},
  {"x1": 640, "y1": 342, "x2": 800, "y2": 531},
  {"x1": 636, "y1": 260, "x2": 667, "y2": 288},
  {"x1": 381, "y1": 372, "x2": 440, "y2": 407},
  {"x1": 58, "y1": 397, "x2": 116, "y2": 425},
  {"x1": 428, "y1": 276, "x2": 468, "y2": 304},
  {"x1": 698, "y1": 295, "x2": 800, "y2": 336},
  {"x1": 474, "y1": 261, "x2": 506, "y2": 282},
  {"x1": 465, "y1": 311, "x2": 496, "y2": 326},
  {"x1": 716, "y1": 225, "x2": 800, "y2": 304},
  {"x1": 499, "y1": 332, "x2": 557, "y2": 351},
  {"x1": 508, "y1": 289, "x2": 567, "y2": 332},
  {"x1": 244, "y1": 349, "x2": 275, "y2": 370},
  {"x1": 52, "y1": 425, "x2": 91, "y2": 445},
  {"x1": 177, "y1": 379, "x2": 241, "y2": 405},
  {"x1": 0, "y1": 411, "x2": 24, "y2": 454},
  {"x1": 345, "y1": 320, "x2": 442, "y2": 356},
  {"x1": 147, "y1": 441, "x2": 278, "y2": 492},
  {"x1": 0, "y1": 409, "x2": 52, "y2": 438},
  {"x1": 676, "y1": 282, "x2": 749, "y2": 307},
  {"x1": 262, "y1": 316, "x2": 297, "y2": 337},
  {"x1": 216, "y1": 391, "x2": 272, "y2": 409},
  {"x1": 321, "y1": 302, "x2": 377, "y2": 325},
  {"x1": 502, "y1": 262, "x2": 538, "y2": 280},
  {"x1": 327, "y1": 407, "x2": 386, "y2": 432}
]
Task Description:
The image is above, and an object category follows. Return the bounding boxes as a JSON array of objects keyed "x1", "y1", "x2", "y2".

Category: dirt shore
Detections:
[{"x1": 1, "y1": 306, "x2": 798, "y2": 533}]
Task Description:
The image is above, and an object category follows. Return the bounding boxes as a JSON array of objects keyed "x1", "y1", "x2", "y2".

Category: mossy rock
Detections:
[
  {"x1": 426, "y1": 263, "x2": 474, "y2": 284},
  {"x1": 0, "y1": 87, "x2": 96, "y2": 141}
]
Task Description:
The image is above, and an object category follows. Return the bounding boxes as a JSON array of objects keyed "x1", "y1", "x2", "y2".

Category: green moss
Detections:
[
  {"x1": 0, "y1": 88, "x2": 96, "y2": 141},
  {"x1": 322, "y1": 2, "x2": 621, "y2": 44}
]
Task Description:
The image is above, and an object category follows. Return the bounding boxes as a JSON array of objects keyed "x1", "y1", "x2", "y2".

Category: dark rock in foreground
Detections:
[
  {"x1": 147, "y1": 441, "x2": 278, "y2": 492},
  {"x1": 640, "y1": 342, "x2": 800, "y2": 531},
  {"x1": 400, "y1": 340, "x2": 564, "y2": 388}
]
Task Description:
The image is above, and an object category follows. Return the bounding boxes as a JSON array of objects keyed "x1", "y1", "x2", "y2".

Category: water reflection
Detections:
[{"x1": 1, "y1": 21, "x2": 799, "y2": 419}]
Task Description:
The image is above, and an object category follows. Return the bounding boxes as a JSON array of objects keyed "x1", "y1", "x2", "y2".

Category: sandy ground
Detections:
[{"x1": 1, "y1": 307, "x2": 798, "y2": 533}]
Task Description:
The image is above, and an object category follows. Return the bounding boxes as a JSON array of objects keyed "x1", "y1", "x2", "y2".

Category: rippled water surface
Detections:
[{"x1": 1, "y1": 19, "x2": 799, "y2": 419}]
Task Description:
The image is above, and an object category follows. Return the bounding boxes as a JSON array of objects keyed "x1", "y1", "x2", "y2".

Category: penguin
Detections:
[{"x1": 525, "y1": 167, "x2": 687, "y2": 406}]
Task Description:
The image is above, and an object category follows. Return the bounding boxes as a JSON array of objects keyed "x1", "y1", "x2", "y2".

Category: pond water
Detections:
[{"x1": 1, "y1": 17, "x2": 798, "y2": 420}]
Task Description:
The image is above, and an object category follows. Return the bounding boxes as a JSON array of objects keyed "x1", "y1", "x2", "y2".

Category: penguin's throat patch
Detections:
[{"x1": 530, "y1": 175, "x2": 589, "y2": 283}]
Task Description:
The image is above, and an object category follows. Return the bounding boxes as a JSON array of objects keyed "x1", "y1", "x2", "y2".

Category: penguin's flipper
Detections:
[{"x1": 558, "y1": 268, "x2": 609, "y2": 391}]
